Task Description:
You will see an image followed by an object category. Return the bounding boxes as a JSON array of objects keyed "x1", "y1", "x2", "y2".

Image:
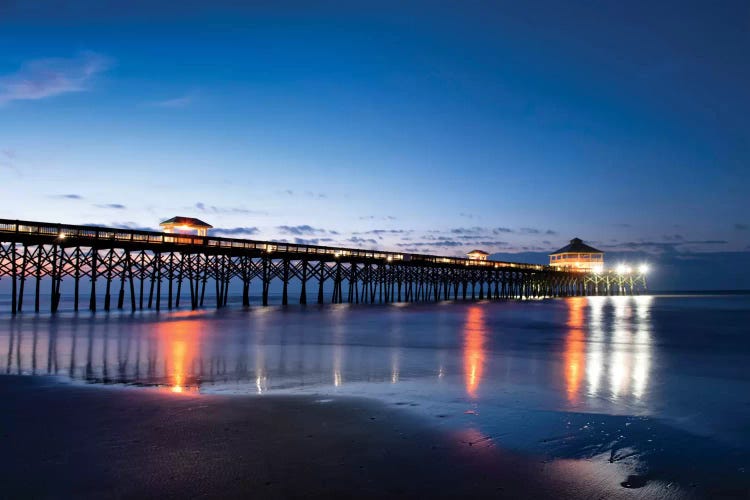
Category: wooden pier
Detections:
[{"x1": 0, "y1": 219, "x2": 646, "y2": 314}]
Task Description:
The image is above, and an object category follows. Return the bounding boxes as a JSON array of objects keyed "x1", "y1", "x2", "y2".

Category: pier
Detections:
[{"x1": 0, "y1": 219, "x2": 646, "y2": 314}]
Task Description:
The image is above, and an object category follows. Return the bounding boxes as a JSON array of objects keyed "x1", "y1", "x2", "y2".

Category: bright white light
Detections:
[
  {"x1": 638, "y1": 264, "x2": 649, "y2": 274},
  {"x1": 57, "y1": 233, "x2": 67, "y2": 240},
  {"x1": 616, "y1": 264, "x2": 628, "y2": 275}
]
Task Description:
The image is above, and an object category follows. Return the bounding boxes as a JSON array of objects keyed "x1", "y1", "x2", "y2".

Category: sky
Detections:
[{"x1": 1, "y1": 1, "x2": 749, "y2": 290}]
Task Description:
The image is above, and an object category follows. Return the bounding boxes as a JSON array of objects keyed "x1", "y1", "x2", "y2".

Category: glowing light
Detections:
[
  {"x1": 564, "y1": 297, "x2": 586, "y2": 403},
  {"x1": 638, "y1": 264, "x2": 649, "y2": 274},
  {"x1": 463, "y1": 306, "x2": 487, "y2": 398},
  {"x1": 57, "y1": 232, "x2": 67, "y2": 240},
  {"x1": 616, "y1": 264, "x2": 628, "y2": 275}
]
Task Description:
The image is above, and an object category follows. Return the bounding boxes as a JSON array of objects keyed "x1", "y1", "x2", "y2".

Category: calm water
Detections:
[{"x1": 2, "y1": 295, "x2": 749, "y2": 496}]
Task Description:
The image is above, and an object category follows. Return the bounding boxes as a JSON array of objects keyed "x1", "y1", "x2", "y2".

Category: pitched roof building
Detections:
[
  {"x1": 159, "y1": 217, "x2": 213, "y2": 237},
  {"x1": 467, "y1": 249, "x2": 490, "y2": 261},
  {"x1": 549, "y1": 238, "x2": 604, "y2": 272}
]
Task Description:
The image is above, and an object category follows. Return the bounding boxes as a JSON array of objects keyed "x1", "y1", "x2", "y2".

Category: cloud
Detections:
[
  {"x1": 212, "y1": 227, "x2": 260, "y2": 236},
  {"x1": 95, "y1": 203, "x2": 126, "y2": 209},
  {"x1": 277, "y1": 225, "x2": 326, "y2": 236},
  {"x1": 734, "y1": 224, "x2": 748, "y2": 231},
  {"x1": 0, "y1": 52, "x2": 110, "y2": 104},
  {"x1": 347, "y1": 236, "x2": 378, "y2": 245},
  {"x1": 0, "y1": 148, "x2": 21, "y2": 175},
  {"x1": 459, "y1": 213, "x2": 477, "y2": 219},
  {"x1": 353, "y1": 229, "x2": 409, "y2": 239},
  {"x1": 194, "y1": 202, "x2": 267, "y2": 215},
  {"x1": 493, "y1": 227, "x2": 513, "y2": 234},
  {"x1": 450, "y1": 226, "x2": 485, "y2": 235},
  {"x1": 293, "y1": 237, "x2": 334, "y2": 245},
  {"x1": 519, "y1": 227, "x2": 557, "y2": 236},
  {"x1": 663, "y1": 234, "x2": 684, "y2": 241},
  {"x1": 613, "y1": 223, "x2": 632, "y2": 228},
  {"x1": 110, "y1": 222, "x2": 157, "y2": 232},
  {"x1": 51, "y1": 193, "x2": 83, "y2": 200},
  {"x1": 152, "y1": 92, "x2": 195, "y2": 108},
  {"x1": 396, "y1": 240, "x2": 464, "y2": 248},
  {"x1": 359, "y1": 215, "x2": 397, "y2": 221},
  {"x1": 282, "y1": 189, "x2": 327, "y2": 199},
  {"x1": 602, "y1": 239, "x2": 728, "y2": 255}
]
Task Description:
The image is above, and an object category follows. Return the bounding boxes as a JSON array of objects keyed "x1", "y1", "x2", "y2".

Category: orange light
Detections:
[
  {"x1": 564, "y1": 297, "x2": 585, "y2": 403},
  {"x1": 463, "y1": 306, "x2": 486, "y2": 398}
]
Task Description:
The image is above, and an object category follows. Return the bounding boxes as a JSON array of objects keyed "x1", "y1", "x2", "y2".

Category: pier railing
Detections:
[{"x1": 0, "y1": 218, "x2": 546, "y2": 271}]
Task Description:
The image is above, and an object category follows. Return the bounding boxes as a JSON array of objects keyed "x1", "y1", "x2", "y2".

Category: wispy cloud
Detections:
[
  {"x1": 519, "y1": 227, "x2": 557, "y2": 235},
  {"x1": 0, "y1": 52, "x2": 110, "y2": 105},
  {"x1": 95, "y1": 203, "x2": 126, "y2": 210},
  {"x1": 359, "y1": 215, "x2": 397, "y2": 221},
  {"x1": 277, "y1": 225, "x2": 327, "y2": 236},
  {"x1": 213, "y1": 227, "x2": 260, "y2": 237},
  {"x1": 602, "y1": 239, "x2": 728, "y2": 254},
  {"x1": 194, "y1": 202, "x2": 267, "y2": 215},
  {"x1": 51, "y1": 193, "x2": 83, "y2": 200},
  {"x1": 734, "y1": 223, "x2": 748, "y2": 231},
  {"x1": 282, "y1": 189, "x2": 327, "y2": 199},
  {"x1": 294, "y1": 237, "x2": 334, "y2": 245},
  {"x1": 152, "y1": 92, "x2": 196, "y2": 108},
  {"x1": 110, "y1": 222, "x2": 157, "y2": 232},
  {"x1": 0, "y1": 148, "x2": 20, "y2": 175},
  {"x1": 347, "y1": 236, "x2": 378, "y2": 245}
]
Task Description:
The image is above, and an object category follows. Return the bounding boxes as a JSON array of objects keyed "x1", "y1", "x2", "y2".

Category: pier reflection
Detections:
[
  {"x1": 0, "y1": 298, "x2": 653, "y2": 409},
  {"x1": 463, "y1": 305, "x2": 487, "y2": 398},
  {"x1": 564, "y1": 297, "x2": 585, "y2": 403}
]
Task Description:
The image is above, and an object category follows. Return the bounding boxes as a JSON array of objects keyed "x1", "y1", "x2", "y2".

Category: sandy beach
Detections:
[{"x1": 0, "y1": 375, "x2": 673, "y2": 500}]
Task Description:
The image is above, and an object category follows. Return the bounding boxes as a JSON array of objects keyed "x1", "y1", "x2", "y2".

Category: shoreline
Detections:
[{"x1": 0, "y1": 375, "x2": 674, "y2": 499}]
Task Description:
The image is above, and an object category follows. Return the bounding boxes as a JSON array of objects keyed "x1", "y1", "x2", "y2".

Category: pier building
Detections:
[
  {"x1": 159, "y1": 216, "x2": 212, "y2": 237},
  {"x1": 467, "y1": 250, "x2": 489, "y2": 261},
  {"x1": 549, "y1": 238, "x2": 604, "y2": 273}
]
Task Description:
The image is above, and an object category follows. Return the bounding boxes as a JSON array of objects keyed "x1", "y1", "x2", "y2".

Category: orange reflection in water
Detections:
[
  {"x1": 157, "y1": 317, "x2": 202, "y2": 394},
  {"x1": 463, "y1": 305, "x2": 487, "y2": 398},
  {"x1": 564, "y1": 297, "x2": 586, "y2": 403}
]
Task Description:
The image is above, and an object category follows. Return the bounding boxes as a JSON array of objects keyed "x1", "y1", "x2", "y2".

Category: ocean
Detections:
[{"x1": 1, "y1": 294, "x2": 748, "y2": 496}]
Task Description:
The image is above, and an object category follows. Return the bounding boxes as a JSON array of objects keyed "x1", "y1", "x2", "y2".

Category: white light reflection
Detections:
[
  {"x1": 609, "y1": 297, "x2": 632, "y2": 400},
  {"x1": 586, "y1": 296, "x2": 606, "y2": 398},
  {"x1": 631, "y1": 296, "x2": 653, "y2": 400},
  {"x1": 332, "y1": 307, "x2": 345, "y2": 388},
  {"x1": 390, "y1": 349, "x2": 400, "y2": 384},
  {"x1": 605, "y1": 296, "x2": 653, "y2": 403}
]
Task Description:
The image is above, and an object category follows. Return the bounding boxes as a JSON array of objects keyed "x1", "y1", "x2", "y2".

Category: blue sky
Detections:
[{"x1": 1, "y1": 1, "x2": 748, "y2": 288}]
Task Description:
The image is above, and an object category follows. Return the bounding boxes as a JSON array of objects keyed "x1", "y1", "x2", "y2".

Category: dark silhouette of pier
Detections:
[{"x1": 0, "y1": 219, "x2": 645, "y2": 313}]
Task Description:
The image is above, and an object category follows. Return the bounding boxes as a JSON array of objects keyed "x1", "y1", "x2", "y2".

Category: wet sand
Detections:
[{"x1": 0, "y1": 376, "x2": 664, "y2": 499}]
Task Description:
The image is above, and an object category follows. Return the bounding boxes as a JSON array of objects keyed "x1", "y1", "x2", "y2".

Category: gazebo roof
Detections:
[
  {"x1": 467, "y1": 249, "x2": 490, "y2": 255},
  {"x1": 550, "y1": 238, "x2": 603, "y2": 255},
  {"x1": 159, "y1": 216, "x2": 213, "y2": 229}
]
